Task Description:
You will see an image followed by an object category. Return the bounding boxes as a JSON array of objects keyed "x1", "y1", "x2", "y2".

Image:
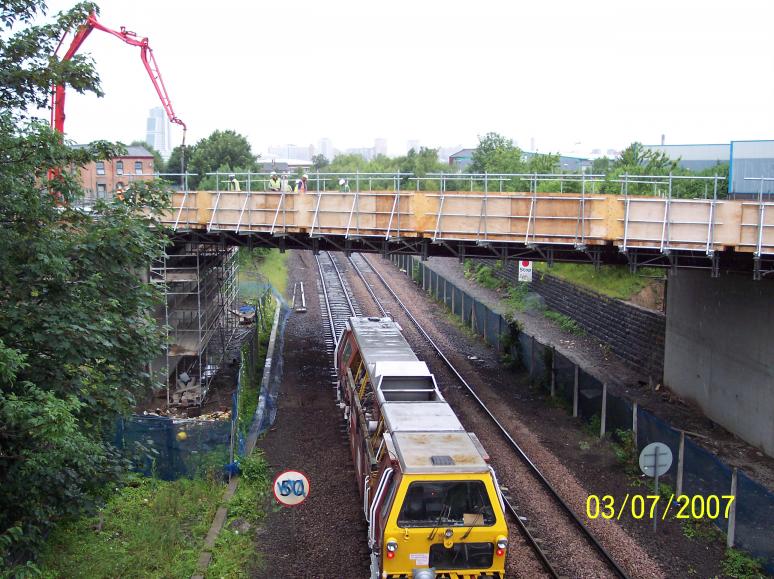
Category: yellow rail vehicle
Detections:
[{"x1": 336, "y1": 317, "x2": 508, "y2": 579}]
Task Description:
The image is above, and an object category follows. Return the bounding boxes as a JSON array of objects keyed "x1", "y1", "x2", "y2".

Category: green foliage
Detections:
[
  {"x1": 721, "y1": 547, "x2": 765, "y2": 579},
  {"x1": 611, "y1": 429, "x2": 638, "y2": 473},
  {"x1": 0, "y1": 1, "x2": 170, "y2": 565},
  {"x1": 239, "y1": 248, "x2": 288, "y2": 298},
  {"x1": 462, "y1": 260, "x2": 503, "y2": 290},
  {"x1": 681, "y1": 518, "x2": 721, "y2": 541},
  {"x1": 543, "y1": 310, "x2": 585, "y2": 335},
  {"x1": 534, "y1": 262, "x2": 663, "y2": 300},
  {"x1": 237, "y1": 291, "x2": 276, "y2": 439},
  {"x1": 591, "y1": 141, "x2": 729, "y2": 199},
  {"x1": 504, "y1": 283, "x2": 530, "y2": 314},
  {"x1": 311, "y1": 153, "x2": 329, "y2": 171},
  {"x1": 411, "y1": 260, "x2": 422, "y2": 284},
  {"x1": 323, "y1": 147, "x2": 446, "y2": 190},
  {"x1": 584, "y1": 414, "x2": 602, "y2": 436},
  {"x1": 208, "y1": 451, "x2": 271, "y2": 577},
  {"x1": 165, "y1": 144, "x2": 188, "y2": 176},
  {"x1": 37, "y1": 476, "x2": 222, "y2": 578},
  {"x1": 469, "y1": 132, "x2": 526, "y2": 178},
  {"x1": 188, "y1": 130, "x2": 258, "y2": 189}
]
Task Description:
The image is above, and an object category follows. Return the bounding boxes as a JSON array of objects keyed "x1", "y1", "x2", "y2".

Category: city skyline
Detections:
[{"x1": 40, "y1": 0, "x2": 774, "y2": 166}]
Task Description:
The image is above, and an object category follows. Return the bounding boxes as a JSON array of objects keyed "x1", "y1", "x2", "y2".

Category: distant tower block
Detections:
[{"x1": 146, "y1": 106, "x2": 171, "y2": 160}]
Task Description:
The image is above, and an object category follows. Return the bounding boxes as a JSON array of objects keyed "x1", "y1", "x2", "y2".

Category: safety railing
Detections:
[
  {"x1": 739, "y1": 178, "x2": 774, "y2": 257},
  {"x1": 617, "y1": 174, "x2": 728, "y2": 256}
]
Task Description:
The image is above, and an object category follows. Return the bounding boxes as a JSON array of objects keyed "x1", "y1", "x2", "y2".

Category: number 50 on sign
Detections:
[{"x1": 272, "y1": 470, "x2": 310, "y2": 507}]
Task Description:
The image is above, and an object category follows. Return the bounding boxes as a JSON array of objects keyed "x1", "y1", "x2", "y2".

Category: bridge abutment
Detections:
[{"x1": 664, "y1": 269, "x2": 774, "y2": 456}]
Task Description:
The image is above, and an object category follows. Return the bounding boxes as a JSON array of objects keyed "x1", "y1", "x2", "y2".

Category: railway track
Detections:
[
  {"x1": 314, "y1": 251, "x2": 362, "y2": 359},
  {"x1": 342, "y1": 252, "x2": 631, "y2": 579}
]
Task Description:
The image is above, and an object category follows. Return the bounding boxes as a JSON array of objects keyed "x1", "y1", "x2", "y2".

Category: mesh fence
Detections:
[
  {"x1": 116, "y1": 415, "x2": 232, "y2": 481},
  {"x1": 115, "y1": 293, "x2": 280, "y2": 481},
  {"x1": 404, "y1": 258, "x2": 774, "y2": 571},
  {"x1": 736, "y1": 471, "x2": 774, "y2": 570}
]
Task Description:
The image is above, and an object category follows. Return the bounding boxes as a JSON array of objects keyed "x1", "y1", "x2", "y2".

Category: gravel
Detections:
[{"x1": 351, "y1": 253, "x2": 666, "y2": 579}]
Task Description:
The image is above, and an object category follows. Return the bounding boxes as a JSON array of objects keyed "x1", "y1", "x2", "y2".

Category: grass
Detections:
[
  {"x1": 721, "y1": 547, "x2": 765, "y2": 579},
  {"x1": 543, "y1": 309, "x2": 585, "y2": 335},
  {"x1": 463, "y1": 260, "x2": 504, "y2": 290},
  {"x1": 39, "y1": 475, "x2": 222, "y2": 578},
  {"x1": 237, "y1": 293, "x2": 276, "y2": 438},
  {"x1": 207, "y1": 452, "x2": 272, "y2": 578},
  {"x1": 534, "y1": 262, "x2": 663, "y2": 300},
  {"x1": 681, "y1": 518, "x2": 721, "y2": 542},
  {"x1": 238, "y1": 248, "x2": 288, "y2": 298}
]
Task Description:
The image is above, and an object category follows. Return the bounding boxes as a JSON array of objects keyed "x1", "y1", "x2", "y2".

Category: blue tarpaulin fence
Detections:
[
  {"x1": 393, "y1": 253, "x2": 774, "y2": 572},
  {"x1": 115, "y1": 292, "x2": 282, "y2": 481}
]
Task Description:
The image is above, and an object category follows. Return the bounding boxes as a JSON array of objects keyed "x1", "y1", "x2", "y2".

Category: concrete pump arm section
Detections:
[{"x1": 163, "y1": 189, "x2": 774, "y2": 277}]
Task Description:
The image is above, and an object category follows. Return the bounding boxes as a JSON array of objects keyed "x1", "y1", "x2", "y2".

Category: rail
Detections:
[{"x1": 352, "y1": 252, "x2": 630, "y2": 578}]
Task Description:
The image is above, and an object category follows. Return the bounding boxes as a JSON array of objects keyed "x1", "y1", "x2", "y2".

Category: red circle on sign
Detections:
[
  {"x1": 272, "y1": 470, "x2": 310, "y2": 507},
  {"x1": 521, "y1": 260, "x2": 530, "y2": 267}
]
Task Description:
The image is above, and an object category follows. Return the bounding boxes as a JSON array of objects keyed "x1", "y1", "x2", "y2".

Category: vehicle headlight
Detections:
[{"x1": 386, "y1": 538, "x2": 398, "y2": 559}]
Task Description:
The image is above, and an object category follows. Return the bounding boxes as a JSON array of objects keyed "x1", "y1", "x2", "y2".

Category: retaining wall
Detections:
[
  {"x1": 470, "y1": 258, "x2": 665, "y2": 380},
  {"x1": 394, "y1": 254, "x2": 774, "y2": 573}
]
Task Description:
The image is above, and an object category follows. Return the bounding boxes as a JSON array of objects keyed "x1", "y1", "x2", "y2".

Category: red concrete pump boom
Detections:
[{"x1": 51, "y1": 12, "x2": 186, "y2": 143}]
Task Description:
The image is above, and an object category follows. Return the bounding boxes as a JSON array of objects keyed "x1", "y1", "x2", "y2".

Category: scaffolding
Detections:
[{"x1": 151, "y1": 241, "x2": 239, "y2": 408}]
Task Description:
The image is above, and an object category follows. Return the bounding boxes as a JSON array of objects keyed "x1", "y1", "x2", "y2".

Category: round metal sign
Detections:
[
  {"x1": 639, "y1": 442, "x2": 673, "y2": 478},
  {"x1": 272, "y1": 470, "x2": 310, "y2": 507}
]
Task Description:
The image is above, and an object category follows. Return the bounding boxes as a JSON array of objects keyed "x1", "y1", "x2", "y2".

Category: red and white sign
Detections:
[
  {"x1": 272, "y1": 470, "x2": 310, "y2": 507},
  {"x1": 518, "y1": 260, "x2": 533, "y2": 282}
]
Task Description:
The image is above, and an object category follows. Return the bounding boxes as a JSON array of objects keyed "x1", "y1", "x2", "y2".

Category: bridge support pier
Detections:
[{"x1": 664, "y1": 269, "x2": 774, "y2": 456}]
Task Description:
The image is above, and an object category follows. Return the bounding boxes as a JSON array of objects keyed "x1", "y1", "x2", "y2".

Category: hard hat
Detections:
[
  {"x1": 302, "y1": 174, "x2": 309, "y2": 179},
  {"x1": 271, "y1": 171, "x2": 277, "y2": 177},
  {"x1": 228, "y1": 173, "x2": 235, "y2": 178},
  {"x1": 339, "y1": 178, "x2": 346, "y2": 186}
]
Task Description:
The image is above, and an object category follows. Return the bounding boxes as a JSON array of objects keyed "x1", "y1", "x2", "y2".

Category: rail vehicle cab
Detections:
[{"x1": 336, "y1": 317, "x2": 508, "y2": 579}]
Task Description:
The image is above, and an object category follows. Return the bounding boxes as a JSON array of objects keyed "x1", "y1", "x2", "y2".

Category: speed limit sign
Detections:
[{"x1": 272, "y1": 470, "x2": 310, "y2": 507}]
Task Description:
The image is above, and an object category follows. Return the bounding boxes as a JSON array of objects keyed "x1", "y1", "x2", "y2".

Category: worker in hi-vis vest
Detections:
[
  {"x1": 228, "y1": 173, "x2": 241, "y2": 191},
  {"x1": 295, "y1": 174, "x2": 308, "y2": 193},
  {"x1": 268, "y1": 172, "x2": 281, "y2": 191}
]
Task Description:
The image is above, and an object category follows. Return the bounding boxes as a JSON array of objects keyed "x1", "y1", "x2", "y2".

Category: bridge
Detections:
[
  {"x1": 147, "y1": 172, "x2": 774, "y2": 457},
  {"x1": 162, "y1": 172, "x2": 774, "y2": 278}
]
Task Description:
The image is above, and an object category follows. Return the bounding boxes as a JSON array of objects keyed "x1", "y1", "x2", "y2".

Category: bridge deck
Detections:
[{"x1": 162, "y1": 190, "x2": 774, "y2": 277}]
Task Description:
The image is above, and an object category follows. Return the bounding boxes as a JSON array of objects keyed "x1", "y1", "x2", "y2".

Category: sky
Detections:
[{"x1": 39, "y1": 0, "x2": 774, "y2": 158}]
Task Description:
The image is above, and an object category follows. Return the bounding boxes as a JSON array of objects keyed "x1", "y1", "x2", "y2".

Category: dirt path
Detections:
[{"x1": 253, "y1": 250, "x2": 368, "y2": 579}]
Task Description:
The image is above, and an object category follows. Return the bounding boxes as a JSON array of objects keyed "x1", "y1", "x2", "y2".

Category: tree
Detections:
[
  {"x1": 0, "y1": 1, "x2": 169, "y2": 566},
  {"x1": 614, "y1": 142, "x2": 677, "y2": 174},
  {"x1": 591, "y1": 156, "x2": 612, "y2": 175},
  {"x1": 468, "y1": 132, "x2": 525, "y2": 178},
  {"x1": 311, "y1": 153, "x2": 329, "y2": 171},
  {"x1": 129, "y1": 140, "x2": 163, "y2": 171},
  {"x1": 188, "y1": 129, "x2": 258, "y2": 189}
]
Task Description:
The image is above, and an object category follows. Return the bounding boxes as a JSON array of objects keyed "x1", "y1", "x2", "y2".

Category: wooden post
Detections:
[
  {"x1": 632, "y1": 402, "x2": 638, "y2": 445},
  {"x1": 550, "y1": 347, "x2": 556, "y2": 397},
  {"x1": 573, "y1": 364, "x2": 579, "y2": 418},
  {"x1": 676, "y1": 430, "x2": 685, "y2": 497},
  {"x1": 530, "y1": 335, "x2": 536, "y2": 379},
  {"x1": 727, "y1": 468, "x2": 738, "y2": 548},
  {"x1": 600, "y1": 382, "x2": 607, "y2": 438}
]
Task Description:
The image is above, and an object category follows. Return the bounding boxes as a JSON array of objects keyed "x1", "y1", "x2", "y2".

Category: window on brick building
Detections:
[
  {"x1": 116, "y1": 160, "x2": 123, "y2": 175},
  {"x1": 135, "y1": 161, "x2": 143, "y2": 175},
  {"x1": 96, "y1": 161, "x2": 105, "y2": 176}
]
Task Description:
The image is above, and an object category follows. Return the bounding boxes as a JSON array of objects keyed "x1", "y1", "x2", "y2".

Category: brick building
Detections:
[{"x1": 76, "y1": 145, "x2": 155, "y2": 200}]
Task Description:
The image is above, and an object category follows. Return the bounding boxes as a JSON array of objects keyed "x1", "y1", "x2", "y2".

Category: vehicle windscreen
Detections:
[{"x1": 397, "y1": 480, "x2": 496, "y2": 527}]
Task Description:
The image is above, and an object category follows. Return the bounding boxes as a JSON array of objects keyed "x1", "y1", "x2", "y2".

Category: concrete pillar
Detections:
[{"x1": 664, "y1": 270, "x2": 774, "y2": 457}]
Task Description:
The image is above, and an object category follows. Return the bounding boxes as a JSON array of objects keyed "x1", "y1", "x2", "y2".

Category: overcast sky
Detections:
[{"x1": 41, "y1": 0, "x2": 774, "y2": 157}]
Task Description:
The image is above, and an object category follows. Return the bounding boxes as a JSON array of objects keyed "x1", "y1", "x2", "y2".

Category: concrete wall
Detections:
[
  {"x1": 472, "y1": 259, "x2": 666, "y2": 379},
  {"x1": 664, "y1": 270, "x2": 774, "y2": 456}
]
